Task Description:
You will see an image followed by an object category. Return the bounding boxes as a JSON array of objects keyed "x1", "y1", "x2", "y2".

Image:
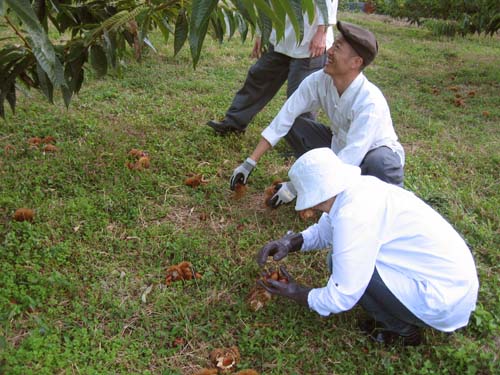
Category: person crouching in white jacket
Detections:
[{"x1": 257, "y1": 147, "x2": 479, "y2": 346}]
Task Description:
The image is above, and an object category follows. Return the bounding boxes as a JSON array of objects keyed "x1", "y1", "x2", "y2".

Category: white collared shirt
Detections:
[
  {"x1": 270, "y1": 1, "x2": 338, "y2": 58},
  {"x1": 261, "y1": 70, "x2": 405, "y2": 167},
  {"x1": 301, "y1": 176, "x2": 479, "y2": 332}
]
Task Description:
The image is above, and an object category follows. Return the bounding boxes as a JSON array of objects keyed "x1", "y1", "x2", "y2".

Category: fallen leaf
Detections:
[
  {"x1": 455, "y1": 93, "x2": 462, "y2": 99},
  {"x1": 482, "y1": 111, "x2": 490, "y2": 117},
  {"x1": 448, "y1": 86, "x2": 459, "y2": 92},
  {"x1": 431, "y1": 87, "x2": 440, "y2": 95},
  {"x1": 467, "y1": 90, "x2": 476, "y2": 97},
  {"x1": 13, "y1": 208, "x2": 34, "y2": 222},
  {"x1": 453, "y1": 98, "x2": 465, "y2": 107},
  {"x1": 199, "y1": 212, "x2": 208, "y2": 221},
  {"x1": 141, "y1": 284, "x2": 153, "y2": 303}
]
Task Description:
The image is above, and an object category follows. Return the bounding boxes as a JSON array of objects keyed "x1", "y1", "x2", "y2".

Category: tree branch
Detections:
[{"x1": 4, "y1": 16, "x2": 31, "y2": 50}]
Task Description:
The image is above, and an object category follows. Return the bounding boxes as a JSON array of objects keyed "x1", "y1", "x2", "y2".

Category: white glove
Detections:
[
  {"x1": 269, "y1": 181, "x2": 297, "y2": 208},
  {"x1": 230, "y1": 157, "x2": 256, "y2": 190}
]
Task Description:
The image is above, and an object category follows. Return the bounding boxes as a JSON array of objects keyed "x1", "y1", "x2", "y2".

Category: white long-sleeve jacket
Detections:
[
  {"x1": 261, "y1": 70, "x2": 405, "y2": 167},
  {"x1": 301, "y1": 176, "x2": 478, "y2": 332}
]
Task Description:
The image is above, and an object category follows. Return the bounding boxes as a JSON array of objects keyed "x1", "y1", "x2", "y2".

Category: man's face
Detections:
[{"x1": 324, "y1": 36, "x2": 361, "y2": 77}]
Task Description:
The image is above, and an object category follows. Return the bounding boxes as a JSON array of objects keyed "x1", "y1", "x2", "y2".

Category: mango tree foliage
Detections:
[{"x1": 0, "y1": 0, "x2": 330, "y2": 118}]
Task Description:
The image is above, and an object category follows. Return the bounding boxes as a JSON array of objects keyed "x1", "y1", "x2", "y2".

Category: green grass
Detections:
[{"x1": 1, "y1": 12, "x2": 499, "y2": 375}]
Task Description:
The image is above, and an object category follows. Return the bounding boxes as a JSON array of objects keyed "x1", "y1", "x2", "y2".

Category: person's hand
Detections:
[
  {"x1": 309, "y1": 27, "x2": 327, "y2": 57},
  {"x1": 269, "y1": 181, "x2": 297, "y2": 208},
  {"x1": 256, "y1": 232, "x2": 303, "y2": 266},
  {"x1": 230, "y1": 157, "x2": 256, "y2": 190},
  {"x1": 258, "y1": 266, "x2": 311, "y2": 306},
  {"x1": 251, "y1": 37, "x2": 262, "y2": 58}
]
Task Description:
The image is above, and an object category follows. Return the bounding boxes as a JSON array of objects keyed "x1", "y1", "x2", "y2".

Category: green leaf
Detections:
[
  {"x1": 189, "y1": 0, "x2": 219, "y2": 67},
  {"x1": 212, "y1": 9, "x2": 226, "y2": 43},
  {"x1": 314, "y1": 0, "x2": 330, "y2": 30},
  {"x1": 258, "y1": 9, "x2": 272, "y2": 46},
  {"x1": 61, "y1": 83, "x2": 72, "y2": 108},
  {"x1": 152, "y1": 14, "x2": 171, "y2": 43},
  {"x1": 302, "y1": 0, "x2": 315, "y2": 24},
  {"x1": 89, "y1": 44, "x2": 107, "y2": 77},
  {"x1": 103, "y1": 30, "x2": 117, "y2": 69},
  {"x1": 237, "y1": 0, "x2": 257, "y2": 25},
  {"x1": 0, "y1": 54, "x2": 33, "y2": 118},
  {"x1": 33, "y1": 0, "x2": 47, "y2": 30},
  {"x1": 5, "y1": 0, "x2": 66, "y2": 89},
  {"x1": 5, "y1": 82, "x2": 15, "y2": 113},
  {"x1": 252, "y1": 0, "x2": 284, "y2": 30},
  {"x1": 277, "y1": 0, "x2": 303, "y2": 42},
  {"x1": 36, "y1": 62, "x2": 53, "y2": 103},
  {"x1": 223, "y1": 10, "x2": 237, "y2": 40},
  {"x1": 87, "y1": 5, "x2": 148, "y2": 45},
  {"x1": 174, "y1": 8, "x2": 188, "y2": 56}
]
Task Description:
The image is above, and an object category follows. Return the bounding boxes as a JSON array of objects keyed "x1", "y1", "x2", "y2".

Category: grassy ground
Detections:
[{"x1": 1, "y1": 12, "x2": 499, "y2": 375}]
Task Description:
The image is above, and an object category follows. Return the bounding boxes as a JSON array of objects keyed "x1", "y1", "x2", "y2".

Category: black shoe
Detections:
[
  {"x1": 359, "y1": 319, "x2": 423, "y2": 346},
  {"x1": 206, "y1": 120, "x2": 245, "y2": 135}
]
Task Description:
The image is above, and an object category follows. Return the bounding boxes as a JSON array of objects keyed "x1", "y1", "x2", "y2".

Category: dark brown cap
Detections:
[{"x1": 337, "y1": 21, "x2": 378, "y2": 67}]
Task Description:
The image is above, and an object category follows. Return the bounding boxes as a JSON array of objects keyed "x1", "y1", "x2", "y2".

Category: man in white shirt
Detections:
[
  {"x1": 257, "y1": 148, "x2": 479, "y2": 346},
  {"x1": 230, "y1": 22, "x2": 405, "y2": 207},
  {"x1": 207, "y1": 1, "x2": 338, "y2": 134}
]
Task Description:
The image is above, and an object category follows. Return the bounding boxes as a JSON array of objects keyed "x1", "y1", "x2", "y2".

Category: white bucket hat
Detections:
[{"x1": 288, "y1": 148, "x2": 361, "y2": 211}]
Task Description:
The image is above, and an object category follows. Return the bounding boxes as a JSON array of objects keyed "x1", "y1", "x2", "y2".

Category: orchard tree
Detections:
[
  {"x1": 0, "y1": 0, "x2": 330, "y2": 118},
  {"x1": 371, "y1": 0, "x2": 499, "y2": 36}
]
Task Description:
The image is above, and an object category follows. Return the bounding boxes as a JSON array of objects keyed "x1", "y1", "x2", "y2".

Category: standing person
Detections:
[
  {"x1": 230, "y1": 22, "x2": 405, "y2": 208},
  {"x1": 207, "y1": 1, "x2": 338, "y2": 135},
  {"x1": 257, "y1": 148, "x2": 479, "y2": 346}
]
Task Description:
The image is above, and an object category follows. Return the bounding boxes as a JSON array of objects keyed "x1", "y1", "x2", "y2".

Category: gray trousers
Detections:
[
  {"x1": 326, "y1": 254, "x2": 426, "y2": 335},
  {"x1": 284, "y1": 116, "x2": 404, "y2": 186},
  {"x1": 225, "y1": 46, "x2": 326, "y2": 130}
]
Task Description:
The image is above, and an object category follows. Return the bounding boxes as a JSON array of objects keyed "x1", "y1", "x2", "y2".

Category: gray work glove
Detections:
[
  {"x1": 269, "y1": 181, "x2": 297, "y2": 208},
  {"x1": 230, "y1": 157, "x2": 256, "y2": 190},
  {"x1": 258, "y1": 266, "x2": 311, "y2": 306},
  {"x1": 256, "y1": 232, "x2": 304, "y2": 267}
]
